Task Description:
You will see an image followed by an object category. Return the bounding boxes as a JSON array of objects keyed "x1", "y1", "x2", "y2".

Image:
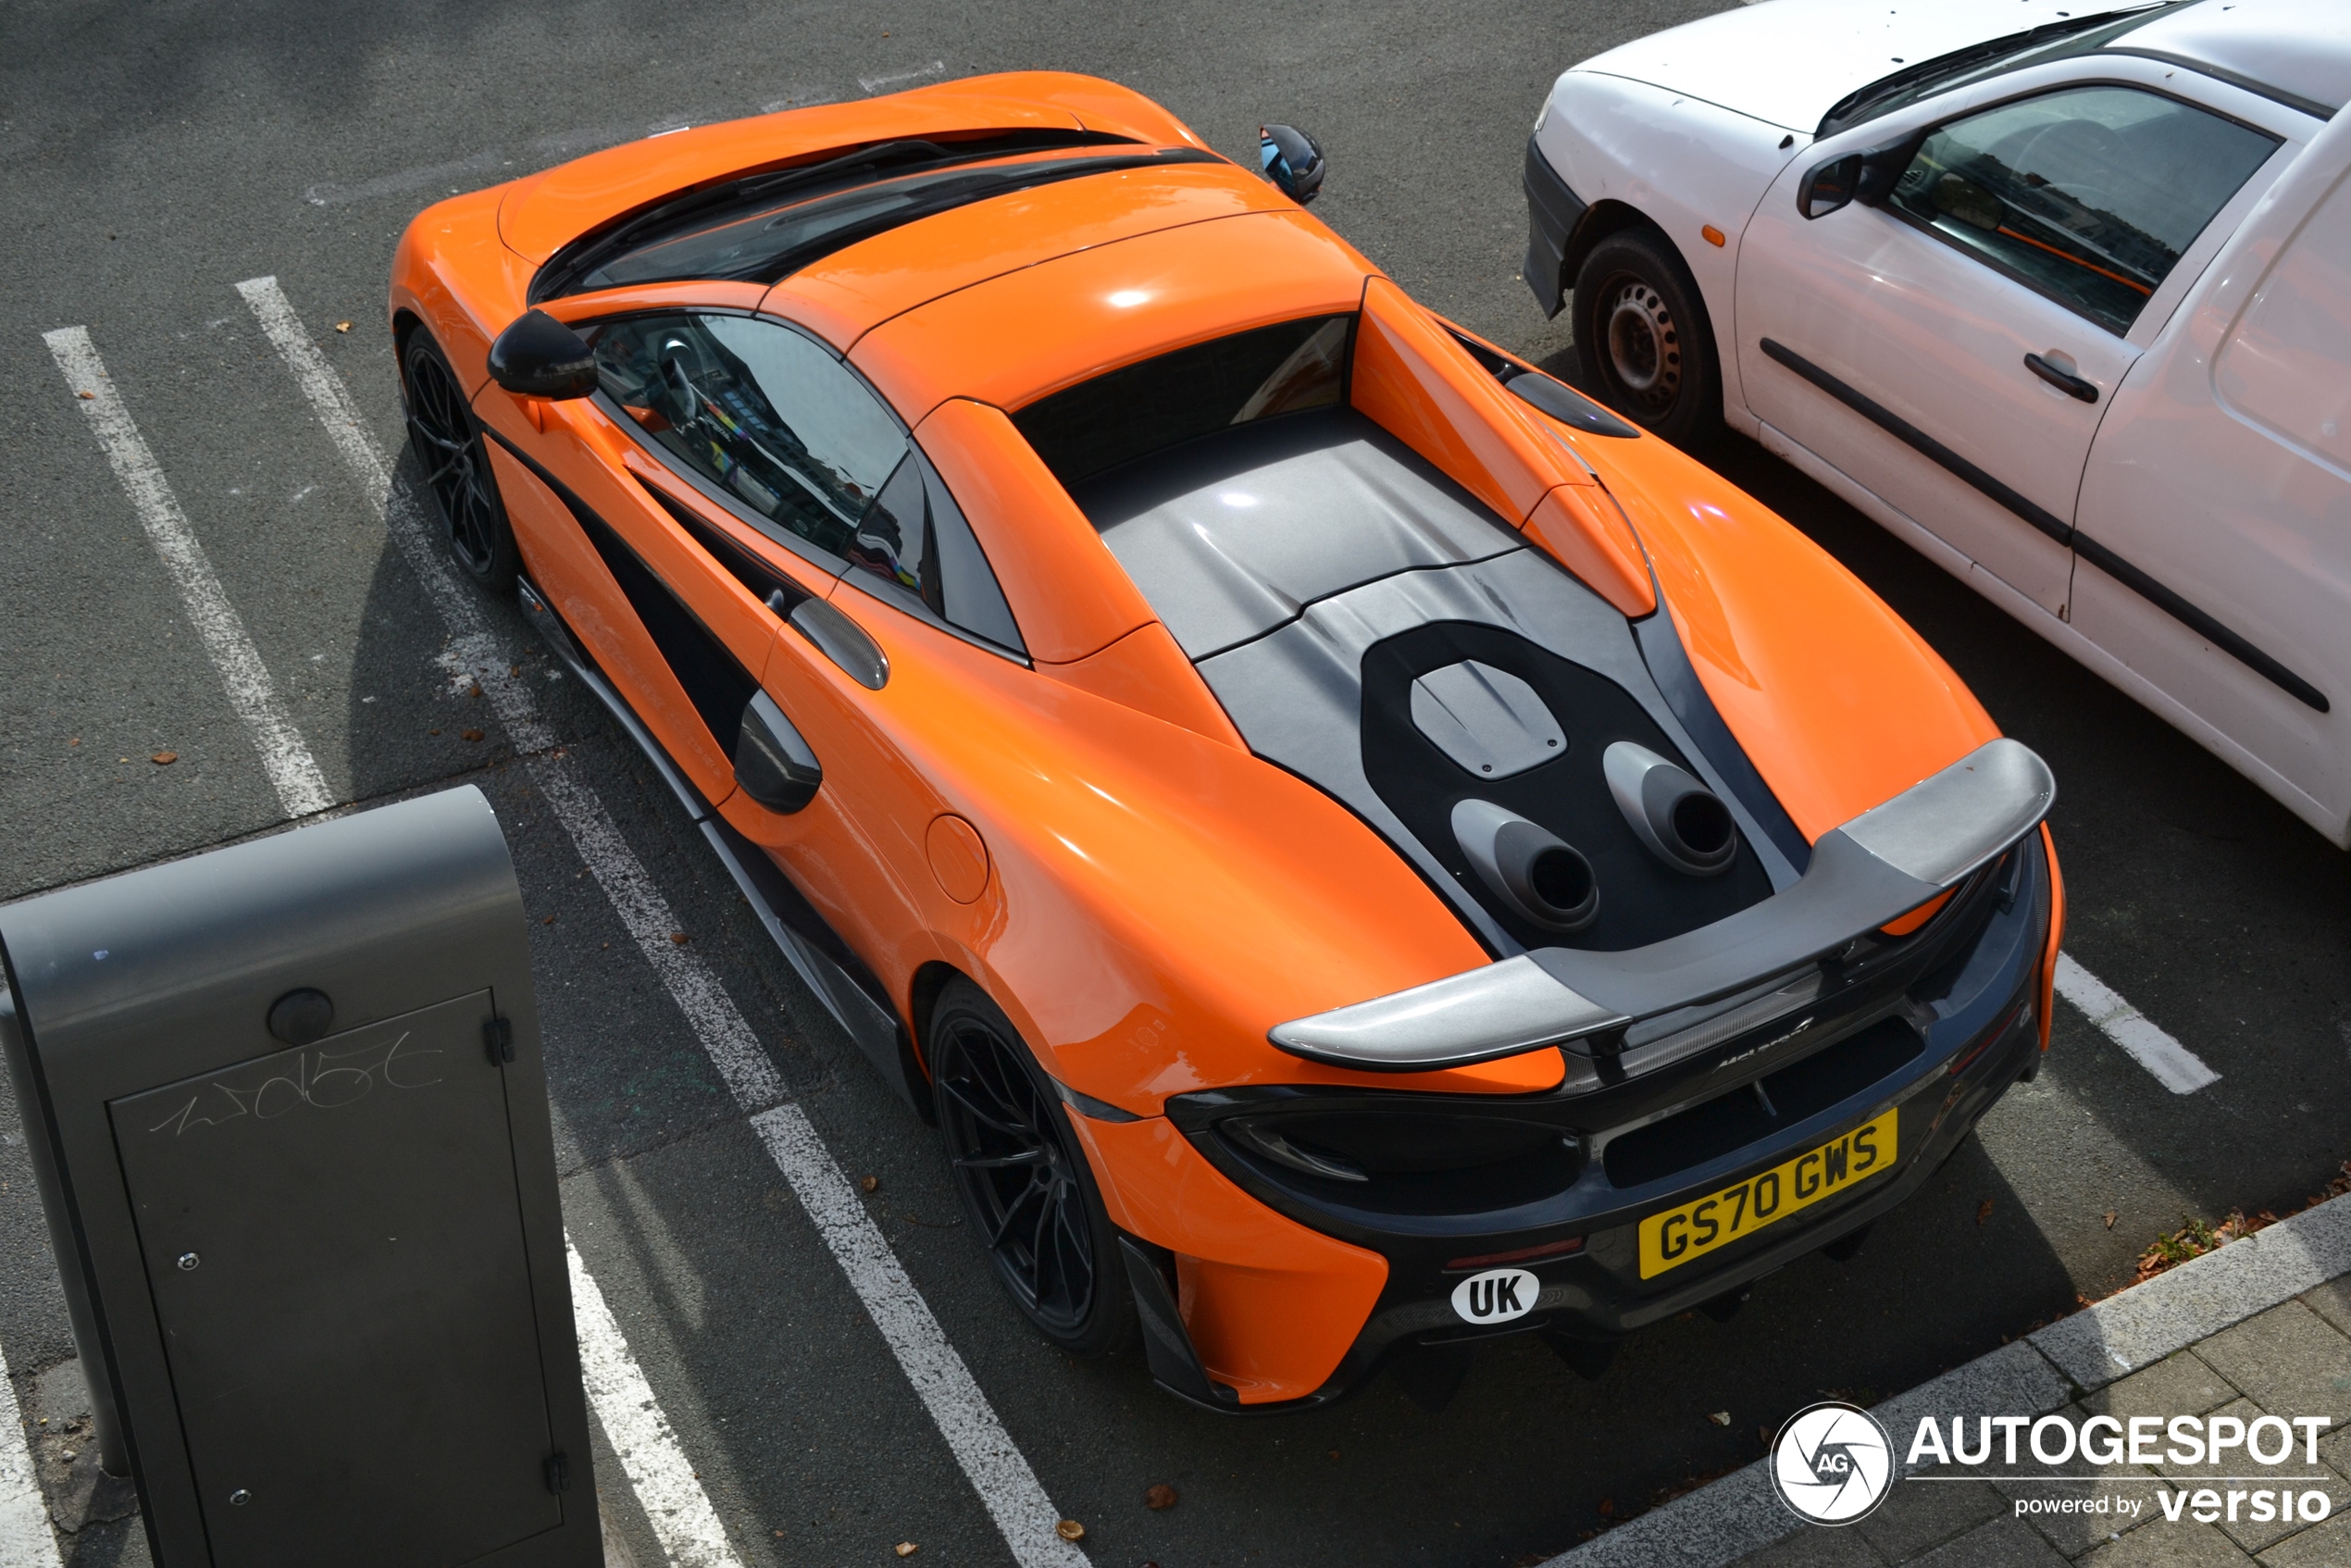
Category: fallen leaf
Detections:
[
  {"x1": 669, "y1": 931, "x2": 690, "y2": 945},
  {"x1": 469, "y1": 682, "x2": 485, "y2": 698},
  {"x1": 1145, "y1": 1483, "x2": 1177, "y2": 1511},
  {"x1": 461, "y1": 728, "x2": 485, "y2": 741},
  {"x1": 860, "y1": 1176, "x2": 880, "y2": 1194},
  {"x1": 68, "y1": 738, "x2": 80, "y2": 746},
  {"x1": 1055, "y1": 1520, "x2": 1086, "y2": 1542},
  {"x1": 2103, "y1": 1211, "x2": 2118, "y2": 1229},
  {"x1": 1706, "y1": 1412, "x2": 1730, "y2": 1426},
  {"x1": 77, "y1": 390, "x2": 93, "y2": 400},
  {"x1": 1597, "y1": 1499, "x2": 1615, "y2": 1518},
  {"x1": 334, "y1": 320, "x2": 352, "y2": 333},
  {"x1": 894, "y1": 1545, "x2": 917, "y2": 1559},
  {"x1": 1977, "y1": 1199, "x2": 1995, "y2": 1226},
  {"x1": 150, "y1": 751, "x2": 178, "y2": 765},
  {"x1": 429, "y1": 728, "x2": 442, "y2": 736},
  {"x1": 542, "y1": 915, "x2": 556, "y2": 926}
]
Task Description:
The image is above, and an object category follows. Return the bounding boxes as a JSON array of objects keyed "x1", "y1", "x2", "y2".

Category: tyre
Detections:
[
  {"x1": 403, "y1": 330, "x2": 520, "y2": 591},
  {"x1": 1574, "y1": 230, "x2": 1723, "y2": 449},
  {"x1": 929, "y1": 978, "x2": 1135, "y2": 1356}
]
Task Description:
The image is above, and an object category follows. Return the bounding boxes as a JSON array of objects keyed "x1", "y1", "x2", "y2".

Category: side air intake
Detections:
[
  {"x1": 1450, "y1": 798, "x2": 1599, "y2": 933},
  {"x1": 1603, "y1": 741, "x2": 1736, "y2": 877}
]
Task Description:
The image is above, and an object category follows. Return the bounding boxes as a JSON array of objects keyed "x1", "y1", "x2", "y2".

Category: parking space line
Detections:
[
  {"x1": 243, "y1": 277, "x2": 1091, "y2": 1568},
  {"x1": 2055, "y1": 952, "x2": 2220, "y2": 1094},
  {"x1": 0, "y1": 1337, "x2": 64, "y2": 1568},
  {"x1": 567, "y1": 1240, "x2": 742, "y2": 1568},
  {"x1": 44, "y1": 327, "x2": 334, "y2": 820}
]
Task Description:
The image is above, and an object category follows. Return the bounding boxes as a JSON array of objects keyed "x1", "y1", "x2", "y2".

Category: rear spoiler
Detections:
[{"x1": 1270, "y1": 739, "x2": 2054, "y2": 1072}]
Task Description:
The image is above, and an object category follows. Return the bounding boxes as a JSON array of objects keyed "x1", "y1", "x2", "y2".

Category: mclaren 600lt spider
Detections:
[{"x1": 390, "y1": 72, "x2": 2063, "y2": 1411}]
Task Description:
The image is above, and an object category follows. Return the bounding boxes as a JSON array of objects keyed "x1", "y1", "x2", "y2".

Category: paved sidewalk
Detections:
[{"x1": 1548, "y1": 1190, "x2": 2351, "y2": 1568}]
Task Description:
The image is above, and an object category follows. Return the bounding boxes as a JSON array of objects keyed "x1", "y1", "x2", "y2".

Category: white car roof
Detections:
[
  {"x1": 2116, "y1": 0, "x2": 2351, "y2": 120},
  {"x1": 1574, "y1": 0, "x2": 2348, "y2": 135}
]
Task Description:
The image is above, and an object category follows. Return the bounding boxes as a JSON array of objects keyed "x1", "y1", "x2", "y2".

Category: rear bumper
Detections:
[
  {"x1": 1523, "y1": 133, "x2": 1587, "y2": 319},
  {"x1": 1117, "y1": 832, "x2": 2053, "y2": 1411}
]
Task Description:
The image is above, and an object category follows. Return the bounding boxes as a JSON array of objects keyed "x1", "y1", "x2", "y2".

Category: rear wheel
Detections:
[
  {"x1": 1574, "y1": 230, "x2": 1723, "y2": 450},
  {"x1": 930, "y1": 979, "x2": 1134, "y2": 1356},
  {"x1": 403, "y1": 330, "x2": 519, "y2": 591}
]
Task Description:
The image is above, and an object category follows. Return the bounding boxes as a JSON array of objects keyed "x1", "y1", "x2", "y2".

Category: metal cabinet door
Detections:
[{"x1": 112, "y1": 989, "x2": 562, "y2": 1568}]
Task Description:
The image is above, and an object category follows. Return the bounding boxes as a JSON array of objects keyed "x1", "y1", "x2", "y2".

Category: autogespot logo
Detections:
[{"x1": 1771, "y1": 1401, "x2": 1895, "y2": 1525}]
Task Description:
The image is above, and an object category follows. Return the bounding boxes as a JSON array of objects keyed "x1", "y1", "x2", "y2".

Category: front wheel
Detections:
[
  {"x1": 403, "y1": 330, "x2": 519, "y2": 591},
  {"x1": 1574, "y1": 230, "x2": 1723, "y2": 450},
  {"x1": 930, "y1": 979, "x2": 1134, "y2": 1357}
]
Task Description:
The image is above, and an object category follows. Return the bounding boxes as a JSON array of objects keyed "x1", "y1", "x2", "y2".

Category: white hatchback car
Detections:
[{"x1": 1524, "y1": 0, "x2": 2351, "y2": 844}]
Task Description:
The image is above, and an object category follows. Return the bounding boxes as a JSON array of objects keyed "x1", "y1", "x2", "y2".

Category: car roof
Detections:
[
  {"x1": 842, "y1": 208, "x2": 1375, "y2": 426},
  {"x1": 2107, "y1": 0, "x2": 2351, "y2": 119},
  {"x1": 767, "y1": 158, "x2": 1301, "y2": 351}
]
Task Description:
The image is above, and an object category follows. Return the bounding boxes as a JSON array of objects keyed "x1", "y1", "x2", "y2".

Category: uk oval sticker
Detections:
[{"x1": 1449, "y1": 1267, "x2": 1538, "y2": 1325}]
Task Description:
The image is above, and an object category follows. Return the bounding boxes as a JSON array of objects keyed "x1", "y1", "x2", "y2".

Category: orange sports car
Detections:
[{"x1": 390, "y1": 73, "x2": 2063, "y2": 1411}]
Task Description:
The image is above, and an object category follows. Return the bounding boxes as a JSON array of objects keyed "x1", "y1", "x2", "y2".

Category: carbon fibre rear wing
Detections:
[{"x1": 1269, "y1": 739, "x2": 2055, "y2": 1072}]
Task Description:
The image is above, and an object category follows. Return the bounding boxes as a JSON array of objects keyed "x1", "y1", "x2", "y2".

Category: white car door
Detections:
[
  {"x1": 2071, "y1": 115, "x2": 2351, "y2": 844},
  {"x1": 1736, "y1": 74, "x2": 2283, "y2": 619}
]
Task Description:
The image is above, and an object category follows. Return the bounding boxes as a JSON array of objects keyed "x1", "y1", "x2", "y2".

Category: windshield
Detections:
[
  {"x1": 531, "y1": 131, "x2": 1206, "y2": 302},
  {"x1": 1817, "y1": 3, "x2": 2187, "y2": 138}
]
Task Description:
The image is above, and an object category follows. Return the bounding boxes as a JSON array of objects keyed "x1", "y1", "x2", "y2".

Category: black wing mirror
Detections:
[
  {"x1": 487, "y1": 309, "x2": 598, "y2": 399},
  {"x1": 1797, "y1": 136, "x2": 1922, "y2": 220},
  {"x1": 1259, "y1": 124, "x2": 1325, "y2": 205}
]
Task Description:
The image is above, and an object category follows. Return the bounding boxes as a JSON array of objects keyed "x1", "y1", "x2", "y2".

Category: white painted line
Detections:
[
  {"x1": 2054, "y1": 952, "x2": 2220, "y2": 1094},
  {"x1": 567, "y1": 1238, "x2": 742, "y2": 1568},
  {"x1": 858, "y1": 60, "x2": 946, "y2": 94},
  {"x1": 755, "y1": 1105, "x2": 1088, "y2": 1568},
  {"x1": 246, "y1": 277, "x2": 1089, "y2": 1568},
  {"x1": 44, "y1": 327, "x2": 335, "y2": 820},
  {"x1": 0, "y1": 1338, "x2": 64, "y2": 1568}
]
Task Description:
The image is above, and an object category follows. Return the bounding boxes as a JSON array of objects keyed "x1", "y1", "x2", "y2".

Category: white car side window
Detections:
[
  {"x1": 2215, "y1": 168, "x2": 2351, "y2": 476},
  {"x1": 1888, "y1": 85, "x2": 2279, "y2": 334}
]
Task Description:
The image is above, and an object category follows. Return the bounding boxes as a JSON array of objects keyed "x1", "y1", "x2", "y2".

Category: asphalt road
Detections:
[{"x1": 2, "y1": 1, "x2": 2347, "y2": 1565}]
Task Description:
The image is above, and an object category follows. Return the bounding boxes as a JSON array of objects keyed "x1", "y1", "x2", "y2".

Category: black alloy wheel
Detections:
[
  {"x1": 930, "y1": 979, "x2": 1133, "y2": 1356},
  {"x1": 1574, "y1": 229, "x2": 1723, "y2": 450},
  {"x1": 404, "y1": 332, "x2": 519, "y2": 590}
]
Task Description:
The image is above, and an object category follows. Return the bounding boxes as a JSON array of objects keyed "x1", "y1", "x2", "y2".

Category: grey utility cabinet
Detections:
[{"x1": 0, "y1": 787, "x2": 600, "y2": 1567}]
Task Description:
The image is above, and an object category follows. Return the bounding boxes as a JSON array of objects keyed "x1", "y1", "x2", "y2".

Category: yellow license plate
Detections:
[{"x1": 1637, "y1": 1109, "x2": 1898, "y2": 1279}]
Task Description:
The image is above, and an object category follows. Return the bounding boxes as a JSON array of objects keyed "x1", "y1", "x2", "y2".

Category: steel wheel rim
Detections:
[
  {"x1": 405, "y1": 349, "x2": 503, "y2": 575},
  {"x1": 936, "y1": 1016, "x2": 1096, "y2": 1332},
  {"x1": 1602, "y1": 278, "x2": 1682, "y2": 410}
]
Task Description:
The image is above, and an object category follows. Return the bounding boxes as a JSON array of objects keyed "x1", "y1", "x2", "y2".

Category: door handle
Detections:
[{"x1": 2023, "y1": 353, "x2": 2098, "y2": 404}]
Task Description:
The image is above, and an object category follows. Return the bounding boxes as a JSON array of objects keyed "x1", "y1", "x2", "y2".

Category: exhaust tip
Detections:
[
  {"x1": 1451, "y1": 799, "x2": 1600, "y2": 932},
  {"x1": 1604, "y1": 741, "x2": 1738, "y2": 876}
]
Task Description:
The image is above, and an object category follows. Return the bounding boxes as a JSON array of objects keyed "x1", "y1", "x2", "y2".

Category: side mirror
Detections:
[
  {"x1": 1796, "y1": 137, "x2": 1922, "y2": 220},
  {"x1": 487, "y1": 309, "x2": 598, "y2": 399},
  {"x1": 1798, "y1": 154, "x2": 1863, "y2": 219},
  {"x1": 1259, "y1": 124, "x2": 1325, "y2": 205}
]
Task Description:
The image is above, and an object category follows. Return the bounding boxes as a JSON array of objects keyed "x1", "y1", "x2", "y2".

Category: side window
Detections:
[
  {"x1": 591, "y1": 313, "x2": 908, "y2": 562},
  {"x1": 852, "y1": 448, "x2": 1026, "y2": 654},
  {"x1": 1889, "y1": 85, "x2": 2279, "y2": 334},
  {"x1": 591, "y1": 312, "x2": 1025, "y2": 655}
]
